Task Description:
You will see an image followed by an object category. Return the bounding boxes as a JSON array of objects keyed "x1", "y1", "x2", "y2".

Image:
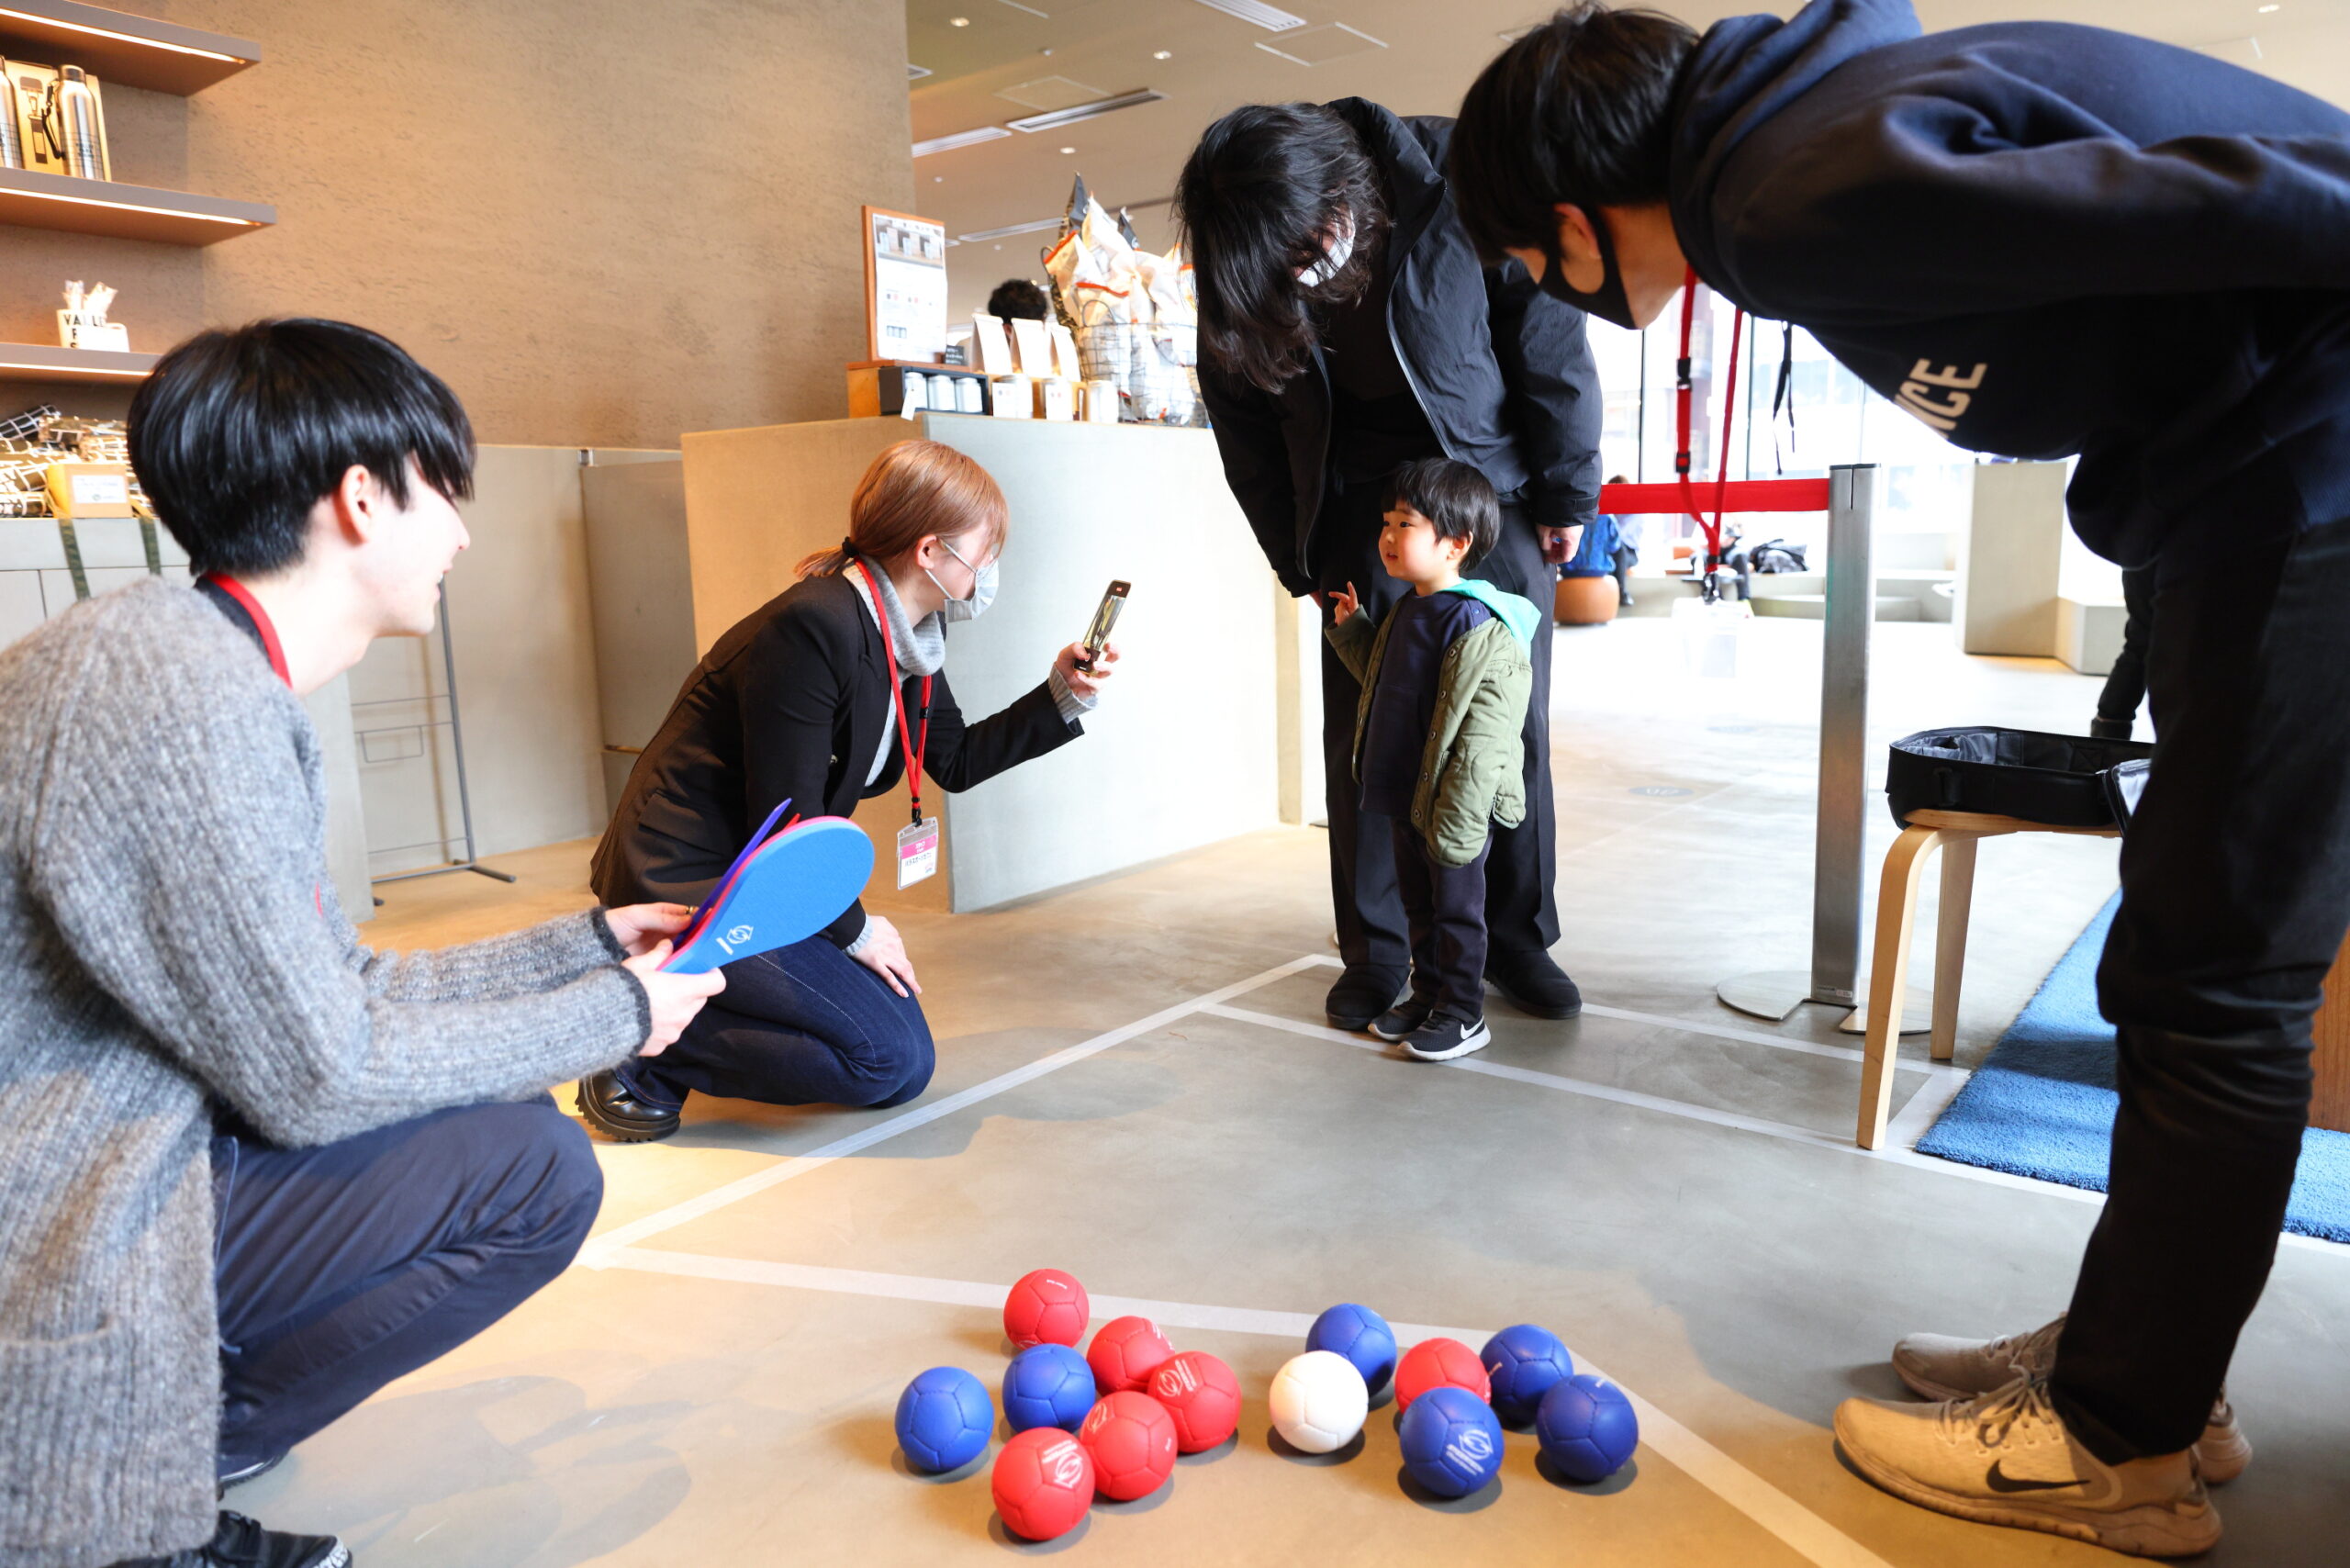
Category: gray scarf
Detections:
[{"x1": 851, "y1": 557, "x2": 946, "y2": 678}]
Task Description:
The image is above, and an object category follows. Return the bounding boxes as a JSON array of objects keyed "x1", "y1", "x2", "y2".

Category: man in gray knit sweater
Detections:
[{"x1": 0, "y1": 319, "x2": 725, "y2": 1568}]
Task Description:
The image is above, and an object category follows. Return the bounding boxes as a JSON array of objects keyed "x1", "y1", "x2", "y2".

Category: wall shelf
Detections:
[
  {"x1": 0, "y1": 2, "x2": 258, "y2": 95},
  {"x1": 0, "y1": 341, "x2": 156, "y2": 382},
  {"x1": 0, "y1": 165, "x2": 272, "y2": 244}
]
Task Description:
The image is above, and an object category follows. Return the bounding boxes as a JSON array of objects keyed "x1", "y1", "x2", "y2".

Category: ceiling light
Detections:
[
  {"x1": 912, "y1": 125, "x2": 1013, "y2": 157},
  {"x1": 1189, "y1": 0, "x2": 1306, "y2": 31},
  {"x1": 1153, "y1": 50, "x2": 1172, "y2": 60},
  {"x1": 934, "y1": 175, "x2": 945, "y2": 183},
  {"x1": 1004, "y1": 88, "x2": 1165, "y2": 133},
  {"x1": 1059, "y1": 145, "x2": 1075, "y2": 154},
  {"x1": 2258, "y1": 3, "x2": 2280, "y2": 10},
  {"x1": 907, "y1": 62, "x2": 932, "y2": 79},
  {"x1": 950, "y1": 16, "x2": 969, "y2": 26}
]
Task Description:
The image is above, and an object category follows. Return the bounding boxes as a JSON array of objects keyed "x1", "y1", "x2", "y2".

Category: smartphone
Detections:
[{"x1": 1076, "y1": 580, "x2": 1129, "y2": 673}]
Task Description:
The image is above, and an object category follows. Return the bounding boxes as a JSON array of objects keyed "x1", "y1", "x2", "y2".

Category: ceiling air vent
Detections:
[
  {"x1": 1005, "y1": 88, "x2": 1165, "y2": 133},
  {"x1": 913, "y1": 125, "x2": 1014, "y2": 158},
  {"x1": 996, "y1": 75, "x2": 1107, "y2": 112},
  {"x1": 1258, "y1": 23, "x2": 1386, "y2": 66},
  {"x1": 1190, "y1": 0, "x2": 1306, "y2": 32}
]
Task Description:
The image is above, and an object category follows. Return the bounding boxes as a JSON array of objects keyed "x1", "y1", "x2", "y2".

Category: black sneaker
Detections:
[
  {"x1": 1484, "y1": 949, "x2": 1583, "y2": 1020},
  {"x1": 1369, "y1": 994, "x2": 1435, "y2": 1042},
  {"x1": 110, "y1": 1509, "x2": 350, "y2": 1568},
  {"x1": 1326, "y1": 964, "x2": 1407, "y2": 1032},
  {"x1": 1402, "y1": 1014, "x2": 1493, "y2": 1062},
  {"x1": 575, "y1": 1068, "x2": 682, "y2": 1142}
]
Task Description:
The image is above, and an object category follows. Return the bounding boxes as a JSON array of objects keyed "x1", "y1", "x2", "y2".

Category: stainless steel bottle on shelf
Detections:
[
  {"x1": 0, "y1": 63, "x2": 21, "y2": 169},
  {"x1": 54, "y1": 65, "x2": 103, "y2": 179}
]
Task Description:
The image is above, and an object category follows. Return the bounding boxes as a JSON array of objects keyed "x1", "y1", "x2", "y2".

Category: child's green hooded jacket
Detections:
[{"x1": 1326, "y1": 579, "x2": 1539, "y2": 868}]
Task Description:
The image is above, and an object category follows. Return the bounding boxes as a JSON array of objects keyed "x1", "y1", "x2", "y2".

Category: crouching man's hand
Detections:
[
  {"x1": 606, "y1": 902, "x2": 696, "y2": 958},
  {"x1": 621, "y1": 944, "x2": 725, "y2": 1056}
]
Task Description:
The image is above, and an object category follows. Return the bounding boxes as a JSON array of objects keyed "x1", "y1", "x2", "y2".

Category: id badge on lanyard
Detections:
[
  {"x1": 861, "y1": 565, "x2": 942, "y2": 889},
  {"x1": 897, "y1": 814, "x2": 939, "y2": 890}
]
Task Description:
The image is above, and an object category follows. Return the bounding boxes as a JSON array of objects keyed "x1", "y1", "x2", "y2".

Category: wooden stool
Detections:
[
  {"x1": 1856, "y1": 809, "x2": 2121, "y2": 1148},
  {"x1": 2304, "y1": 937, "x2": 2350, "y2": 1133}
]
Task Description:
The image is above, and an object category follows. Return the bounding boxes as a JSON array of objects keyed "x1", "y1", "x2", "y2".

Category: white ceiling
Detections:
[{"x1": 907, "y1": 0, "x2": 2350, "y2": 319}]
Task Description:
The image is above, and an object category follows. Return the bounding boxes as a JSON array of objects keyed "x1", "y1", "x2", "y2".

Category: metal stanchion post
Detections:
[{"x1": 1718, "y1": 464, "x2": 1924, "y2": 1031}]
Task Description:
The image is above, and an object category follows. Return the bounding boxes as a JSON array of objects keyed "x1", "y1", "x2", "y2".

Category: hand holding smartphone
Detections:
[{"x1": 1075, "y1": 579, "x2": 1129, "y2": 673}]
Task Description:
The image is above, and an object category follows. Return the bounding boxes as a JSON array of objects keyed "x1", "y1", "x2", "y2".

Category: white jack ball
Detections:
[{"x1": 1270, "y1": 1350, "x2": 1369, "y2": 1454}]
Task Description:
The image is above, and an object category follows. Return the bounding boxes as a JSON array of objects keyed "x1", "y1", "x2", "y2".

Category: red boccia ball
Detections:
[
  {"x1": 1395, "y1": 1338, "x2": 1492, "y2": 1410},
  {"x1": 991, "y1": 1427, "x2": 1095, "y2": 1541},
  {"x1": 1147, "y1": 1350, "x2": 1241, "y2": 1453},
  {"x1": 1086, "y1": 1315, "x2": 1174, "y2": 1394},
  {"x1": 1079, "y1": 1390, "x2": 1179, "y2": 1501},
  {"x1": 1003, "y1": 1269, "x2": 1091, "y2": 1350}
]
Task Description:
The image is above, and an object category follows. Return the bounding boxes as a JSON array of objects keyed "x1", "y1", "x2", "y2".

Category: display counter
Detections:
[{"x1": 588, "y1": 413, "x2": 1321, "y2": 916}]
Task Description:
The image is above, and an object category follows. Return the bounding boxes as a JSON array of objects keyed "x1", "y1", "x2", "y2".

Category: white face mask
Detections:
[
  {"x1": 1296, "y1": 215, "x2": 1356, "y2": 288},
  {"x1": 927, "y1": 535, "x2": 998, "y2": 622}
]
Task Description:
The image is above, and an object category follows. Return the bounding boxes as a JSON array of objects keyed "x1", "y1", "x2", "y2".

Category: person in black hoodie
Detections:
[
  {"x1": 1175, "y1": 99, "x2": 1603, "y2": 1033},
  {"x1": 1450, "y1": 2, "x2": 2350, "y2": 1555}
]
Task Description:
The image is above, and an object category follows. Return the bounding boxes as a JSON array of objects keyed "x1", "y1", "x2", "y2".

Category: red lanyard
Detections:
[
  {"x1": 857, "y1": 564, "x2": 934, "y2": 824},
  {"x1": 200, "y1": 573, "x2": 292, "y2": 686},
  {"x1": 1674, "y1": 266, "x2": 1746, "y2": 593}
]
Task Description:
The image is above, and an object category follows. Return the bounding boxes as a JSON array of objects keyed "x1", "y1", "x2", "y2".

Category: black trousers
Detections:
[
  {"x1": 2094, "y1": 564, "x2": 2157, "y2": 728},
  {"x1": 1317, "y1": 485, "x2": 1559, "y2": 972},
  {"x1": 1393, "y1": 822, "x2": 1491, "y2": 1023},
  {"x1": 2052, "y1": 514, "x2": 2350, "y2": 1461},
  {"x1": 211, "y1": 1097, "x2": 602, "y2": 1473}
]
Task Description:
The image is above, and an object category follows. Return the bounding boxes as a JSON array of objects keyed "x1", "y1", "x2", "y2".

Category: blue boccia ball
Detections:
[
  {"x1": 895, "y1": 1365, "x2": 993, "y2": 1473},
  {"x1": 1397, "y1": 1384, "x2": 1505, "y2": 1499},
  {"x1": 1482, "y1": 1323, "x2": 1575, "y2": 1427},
  {"x1": 1535, "y1": 1373, "x2": 1639, "y2": 1484},
  {"x1": 1307, "y1": 1303, "x2": 1399, "y2": 1396},
  {"x1": 1002, "y1": 1342, "x2": 1097, "y2": 1433}
]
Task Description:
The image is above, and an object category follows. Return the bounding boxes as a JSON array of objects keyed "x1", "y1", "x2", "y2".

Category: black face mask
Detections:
[{"x1": 1536, "y1": 207, "x2": 1638, "y2": 330}]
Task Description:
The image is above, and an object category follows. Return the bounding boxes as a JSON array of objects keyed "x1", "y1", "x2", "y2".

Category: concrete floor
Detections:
[{"x1": 244, "y1": 619, "x2": 2350, "y2": 1565}]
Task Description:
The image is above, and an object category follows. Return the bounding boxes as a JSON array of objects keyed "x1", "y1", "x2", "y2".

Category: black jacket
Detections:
[
  {"x1": 1671, "y1": 0, "x2": 2350, "y2": 566},
  {"x1": 589, "y1": 570, "x2": 1079, "y2": 946},
  {"x1": 1199, "y1": 98, "x2": 1605, "y2": 598}
]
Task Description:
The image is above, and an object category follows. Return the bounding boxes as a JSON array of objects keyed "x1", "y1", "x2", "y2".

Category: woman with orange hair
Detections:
[{"x1": 581, "y1": 440, "x2": 1118, "y2": 1138}]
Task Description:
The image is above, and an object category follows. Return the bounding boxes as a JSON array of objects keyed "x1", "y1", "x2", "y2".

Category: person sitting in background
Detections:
[
  {"x1": 0, "y1": 319, "x2": 722, "y2": 1568},
  {"x1": 986, "y1": 278, "x2": 1052, "y2": 321},
  {"x1": 1322, "y1": 459, "x2": 1541, "y2": 1063},
  {"x1": 581, "y1": 440, "x2": 1118, "y2": 1141}
]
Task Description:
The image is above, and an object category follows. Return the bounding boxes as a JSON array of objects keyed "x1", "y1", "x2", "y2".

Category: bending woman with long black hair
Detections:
[{"x1": 578, "y1": 440, "x2": 1117, "y2": 1140}]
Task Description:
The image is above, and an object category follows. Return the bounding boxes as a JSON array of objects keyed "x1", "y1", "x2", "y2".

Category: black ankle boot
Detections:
[
  {"x1": 110, "y1": 1510, "x2": 349, "y2": 1568},
  {"x1": 1326, "y1": 964, "x2": 1407, "y2": 1031},
  {"x1": 576, "y1": 1068, "x2": 682, "y2": 1142}
]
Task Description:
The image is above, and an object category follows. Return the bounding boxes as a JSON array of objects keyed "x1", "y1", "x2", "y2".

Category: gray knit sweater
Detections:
[{"x1": 0, "y1": 579, "x2": 652, "y2": 1565}]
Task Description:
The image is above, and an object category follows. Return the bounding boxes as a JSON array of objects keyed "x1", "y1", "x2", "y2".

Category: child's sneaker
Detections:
[
  {"x1": 1833, "y1": 1374, "x2": 2221, "y2": 1558},
  {"x1": 1369, "y1": 995, "x2": 1436, "y2": 1042},
  {"x1": 1402, "y1": 1014, "x2": 1492, "y2": 1061}
]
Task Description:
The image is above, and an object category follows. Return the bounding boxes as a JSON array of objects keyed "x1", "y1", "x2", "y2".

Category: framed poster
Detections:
[{"x1": 864, "y1": 206, "x2": 949, "y2": 364}]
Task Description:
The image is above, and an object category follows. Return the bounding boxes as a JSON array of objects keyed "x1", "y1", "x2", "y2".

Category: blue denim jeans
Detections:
[{"x1": 621, "y1": 935, "x2": 935, "y2": 1111}]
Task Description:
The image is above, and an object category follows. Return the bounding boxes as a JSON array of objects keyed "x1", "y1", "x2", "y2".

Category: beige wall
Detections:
[{"x1": 4, "y1": 0, "x2": 912, "y2": 447}]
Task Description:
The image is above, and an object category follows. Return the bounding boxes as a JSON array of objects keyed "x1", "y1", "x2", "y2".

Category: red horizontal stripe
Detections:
[{"x1": 1598, "y1": 478, "x2": 1833, "y2": 516}]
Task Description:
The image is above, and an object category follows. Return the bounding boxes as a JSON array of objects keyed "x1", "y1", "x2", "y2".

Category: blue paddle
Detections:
[{"x1": 659, "y1": 816, "x2": 876, "y2": 975}]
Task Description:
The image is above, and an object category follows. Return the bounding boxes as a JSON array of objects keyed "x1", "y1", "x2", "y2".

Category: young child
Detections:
[{"x1": 1325, "y1": 458, "x2": 1542, "y2": 1061}]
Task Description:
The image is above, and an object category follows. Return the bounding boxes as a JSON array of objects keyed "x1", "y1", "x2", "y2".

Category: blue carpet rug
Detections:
[{"x1": 1916, "y1": 894, "x2": 2350, "y2": 1245}]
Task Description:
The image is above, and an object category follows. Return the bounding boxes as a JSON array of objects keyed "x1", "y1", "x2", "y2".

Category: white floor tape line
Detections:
[
  {"x1": 598, "y1": 1247, "x2": 1897, "y2": 1568},
  {"x1": 576, "y1": 954, "x2": 1330, "y2": 1268},
  {"x1": 1203, "y1": 1003, "x2": 1861, "y2": 1154}
]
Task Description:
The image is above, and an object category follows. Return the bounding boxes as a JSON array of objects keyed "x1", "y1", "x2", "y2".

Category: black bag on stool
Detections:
[{"x1": 1886, "y1": 727, "x2": 2156, "y2": 831}]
